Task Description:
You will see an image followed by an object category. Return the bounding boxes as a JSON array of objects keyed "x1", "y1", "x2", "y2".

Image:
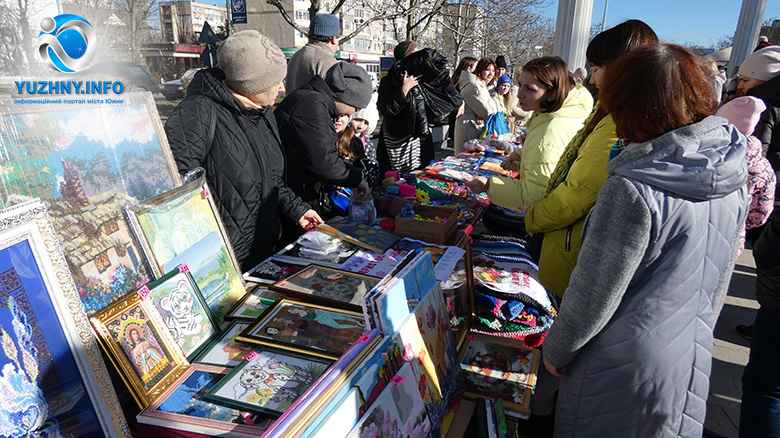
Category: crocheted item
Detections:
[
  {"x1": 469, "y1": 325, "x2": 548, "y2": 348},
  {"x1": 473, "y1": 233, "x2": 528, "y2": 246},
  {"x1": 471, "y1": 241, "x2": 536, "y2": 266}
]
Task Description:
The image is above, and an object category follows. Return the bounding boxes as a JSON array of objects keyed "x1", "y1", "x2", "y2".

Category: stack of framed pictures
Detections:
[
  {"x1": 126, "y1": 177, "x2": 246, "y2": 324},
  {"x1": 268, "y1": 265, "x2": 380, "y2": 311}
]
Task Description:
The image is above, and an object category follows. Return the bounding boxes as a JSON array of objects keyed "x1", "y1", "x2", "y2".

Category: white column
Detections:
[
  {"x1": 552, "y1": 0, "x2": 594, "y2": 71},
  {"x1": 728, "y1": 0, "x2": 768, "y2": 75}
]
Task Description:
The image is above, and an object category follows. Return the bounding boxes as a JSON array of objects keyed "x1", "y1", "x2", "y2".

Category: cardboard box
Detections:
[{"x1": 394, "y1": 204, "x2": 457, "y2": 245}]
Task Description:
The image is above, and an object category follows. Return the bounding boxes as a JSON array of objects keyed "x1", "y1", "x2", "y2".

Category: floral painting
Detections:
[
  {"x1": 242, "y1": 300, "x2": 366, "y2": 358},
  {"x1": 460, "y1": 335, "x2": 540, "y2": 415},
  {"x1": 347, "y1": 362, "x2": 430, "y2": 438},
  {"x1": 271, "y1": 266, "x2": 379, "y2": 309},
  {"x1": 0, "y1": 95, "x2": 180, "y2": 314},
  {"x1": 147, "y1": 269, "x2": 216, "y2": 359},
  {"x1": 193, "y1": 321, "x2": 254, "y2": 367},
  {"x1": 205, "y1": 349, "x2": 331, "y2": 416}
]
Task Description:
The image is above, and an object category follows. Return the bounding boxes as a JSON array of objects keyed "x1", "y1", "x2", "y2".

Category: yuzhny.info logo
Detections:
[
  {"x1": 37, "y1": 14, "x2": 96, "y2": 73},
  {"x1": 13, "y1": 14, "x2": 125, "y2": 104}
]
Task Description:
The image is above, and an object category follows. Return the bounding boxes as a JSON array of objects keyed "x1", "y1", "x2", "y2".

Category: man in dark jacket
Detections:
[
  {"x1": 274, "y1": 62, "x2": 372, "y2": 222},
  {"x1": 164, "y1": 30, "x2": 322, "y2": 272},
  {"x1": 376, "y1": 41, "x2": 462, "y2": 174}
]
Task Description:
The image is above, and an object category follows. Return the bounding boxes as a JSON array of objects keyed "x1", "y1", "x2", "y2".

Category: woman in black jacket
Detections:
[{"x1": 165, "y1": 30, "x2": 322, "y2": 272}]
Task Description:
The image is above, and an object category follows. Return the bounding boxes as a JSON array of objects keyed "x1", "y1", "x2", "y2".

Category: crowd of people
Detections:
[{"x1": 163, "y1": 14, "x2": 780, "y2": 438}]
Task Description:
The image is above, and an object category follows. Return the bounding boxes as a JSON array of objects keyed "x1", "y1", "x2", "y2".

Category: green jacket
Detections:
[
  {"x1": 524, "y1": 114, "x2": 618, "y2": 297},
  {"x1": 486, "y1": 85, "x2": 593, "y2": 208}
]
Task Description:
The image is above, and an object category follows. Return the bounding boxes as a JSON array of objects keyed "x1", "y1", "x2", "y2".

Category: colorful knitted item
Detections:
[
  {"x1": 475, "y1": 290, "x2": 526, "y2": 321},
  {"x1": 469, "y1": 326, "x2": 548, "y2": 348}
]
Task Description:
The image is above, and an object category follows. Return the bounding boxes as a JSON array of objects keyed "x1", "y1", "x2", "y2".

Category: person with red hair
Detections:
[{"x1": 542, "y1": 44, "x2": 749, "y2": 437}]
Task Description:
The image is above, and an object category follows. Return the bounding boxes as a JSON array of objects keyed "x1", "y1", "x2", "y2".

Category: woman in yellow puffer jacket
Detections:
[
  {"x1": 522, "y1": 20, "x2": 659, "y2": 297},
  {"x1": 466, "y1": 56, "x2": 592, "y2": 209}
]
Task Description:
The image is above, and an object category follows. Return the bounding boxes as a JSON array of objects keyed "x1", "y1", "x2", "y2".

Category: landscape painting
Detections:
[{"x1": 0, "y1": 94, "x2": 179, "y2": 314}]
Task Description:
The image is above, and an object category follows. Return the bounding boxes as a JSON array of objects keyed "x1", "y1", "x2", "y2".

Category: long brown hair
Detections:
[
  {"x1": 600, "y1": 43, "x2": 717, "y2": 143},
  {"x1": 522, "y1": 57, "x2": 573, "y2": 113},
  {"x1": 452, "y1": 56, "x2": 477, "y2": 88},
  {"x1": 474, "y1": 57, "x2": 498, "y2": 87},
  {"x1": 336, "y1": 125, "x2": 358, "y2": 160},
  {"x1": 584, "y1": 19, "x2": 659, "y2": 136}
]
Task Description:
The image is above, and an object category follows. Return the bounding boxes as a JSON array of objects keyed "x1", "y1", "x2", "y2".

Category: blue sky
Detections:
[{"x1": 539, "y1": 0, "x2": 780, "y2": 48}]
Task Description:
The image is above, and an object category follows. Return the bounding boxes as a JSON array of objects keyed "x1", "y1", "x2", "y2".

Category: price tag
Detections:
[
  {"x1": 203, "y1": 188, "x2": 211, "y2": 199},
  {"x1": 178, "y1": 263, "x2": 190, "y2": 274},
  {"x1": 357, "y1": 334, "x2": 371, "y2": 343},
  {"x1": 390, "y1": 375, "x2": 405, "y2": 385},
  {"x1": 468, "y1": 335, "x2": 477, "y2": 341},
  {"x1": 244, "y1": 351, "x2": 259, "y2": 361},
  {"x1": 137, "y1": 285, "x2": 152, "y2": 300}
]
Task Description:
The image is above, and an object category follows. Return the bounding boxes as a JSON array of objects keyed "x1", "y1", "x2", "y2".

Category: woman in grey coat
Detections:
[{"x1": 542, "y1": 44, "x2": 749, "y2": 437}]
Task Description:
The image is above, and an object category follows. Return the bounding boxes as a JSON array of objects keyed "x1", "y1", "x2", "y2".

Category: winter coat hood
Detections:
[{"x1": 608, "y1": 116, "x2": 748, "y2": 201}]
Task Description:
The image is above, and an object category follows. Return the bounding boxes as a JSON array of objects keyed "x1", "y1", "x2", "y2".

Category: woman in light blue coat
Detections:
[{"x1": 542, "y1": 44, "x2": 749, "y2": 437}]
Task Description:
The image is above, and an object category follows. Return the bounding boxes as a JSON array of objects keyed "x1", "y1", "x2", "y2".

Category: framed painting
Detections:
[
  {"x1": 238, "y1": 299, "x2": 366, "y2": 360},
  {"x1": 441, "y1": 233, "x2": 475, "y2": 350},
  {"x1": 244, "y1": 257, "x2": 307, "y2": 284},
  {"x1": 90, "y1": 288, "x2": 190, "y2": 408},
  {"x1": 269, "y1": 265, "x2": 380, "y2": 311},
  {"x1": 126, "y1": 177, "x2": 245, "y2": 324},
  {"x1": 204, "y1": 347, "x2": 333, "y2": 416},
  {"x1": 276, "y1": 230, "x2": 362, "y2": 268},
  {"x1": 145, "y1": 264, "x2": 217, "y2": 360},
  {"x1": 459, "y1": 334, "x2": 540, "y2": 417},
  {"x1": 0, "y1": 199, "x2": 129, "y2": 437},
  {"x1": 192, "y1": 321, "x2": 255, "y2": 367},
  {"x1": 137, "y1": 364, "x2": 275, "y2": 437},
  {"x1": 345, "y1": 362, "x2": 431, "y2": 438},
  {"x1": 0, "y1": 93, "x2": 181, "y2": 315},
  {"x1": 224, "y1": 286, "x2": 282, "y2": 321}
]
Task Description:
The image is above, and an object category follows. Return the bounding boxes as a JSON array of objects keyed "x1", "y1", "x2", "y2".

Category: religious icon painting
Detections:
[
  {"x1": 145, "y1": 265, "x2": 217, "y2": 360},
  {"x1": 136, "y1": 364, "x2": 275, "y2": 437},
  {"x1": 192, "y1": 321, "x2": 255, "y2": 368},
  {"x1": 237, "y1": 299, "x2": 366, "y2": 360},
  {"x1": 269, "y1": 265, "x2": 380, "y2": 311},
  {"x1": 204, "y1": 347, "x2": 332, "y2": 416},
  {"x1": 459, "y1": 334, "x2": 540, "y2": 417},
  {"x1": 0, "y1": 200, "x2": 130, "y2": 437},
  {"x1": 90, "y1": 289, "x2": 190, "y2": 408}
]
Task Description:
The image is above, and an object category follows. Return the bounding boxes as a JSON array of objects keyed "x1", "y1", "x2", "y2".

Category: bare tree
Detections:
[
  {"x1": 433, "y1": 0, "x2": 484, "y2": 64},
  {"x1": 0, "y1": 0, "x2": 44, "y2": 75},
  {"x1": 111, "y1": 0, "x2": 158, "y2": 62}
]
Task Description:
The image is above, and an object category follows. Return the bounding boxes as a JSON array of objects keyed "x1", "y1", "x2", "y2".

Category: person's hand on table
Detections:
[
  {"x1": 501, "y1": 151, "x2": 521, "y2": 171},
  {"x1": 298, "y1": 209, "x2": 323, "y2": 230},
  {"x1": 544, "y1": 356, "x2": 567, "y2": 377},
  {"x1": 464, "y1": 176, "x2": 489, "y2": 194}
]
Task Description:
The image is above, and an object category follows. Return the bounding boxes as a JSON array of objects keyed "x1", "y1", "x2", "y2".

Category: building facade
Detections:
[{"x1": 160, "y1": 1, "x2": 227, "y2": 43}]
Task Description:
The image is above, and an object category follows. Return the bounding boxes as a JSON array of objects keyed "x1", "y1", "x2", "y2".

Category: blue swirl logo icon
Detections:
[{"x1": 37, "y1": 14, "x2": 97, "y2": 73}]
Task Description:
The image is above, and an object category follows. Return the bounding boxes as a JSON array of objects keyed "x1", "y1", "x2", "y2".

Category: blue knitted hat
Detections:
[
  {"x1": 309, "y1": 14, "x2": 340, "y2": 38},
  {"x1": 496, "y1": 74, "x2": 511, "y2": 86}
]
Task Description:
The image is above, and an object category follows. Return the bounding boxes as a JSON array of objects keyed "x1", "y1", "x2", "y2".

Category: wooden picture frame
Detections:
[
  {"x1": 90, "y1": 288, "x2": 190, "y2": 408},
  {"x1": 126, "y1": 177, "x2": 245, "y2": 324},
  {"x1": 191, "y1": 321, "x2": 255, "y2": 368},
  {"x1": 269, "y1": 265, "x2": 380, "y2": 311},
  {"x1": 0, "y1": 199, "x2": 130, "y2": 437},
  {"x1": 136, "y1": 364, "x2": 275, "y2": 437},
  {"x1": 204, "y1": 347, "x2": 333, "y2": 416},
  {"x1": 237, "y1": 299, "x2": 366, "y2": 360},
  {"x1": 458, "y1": 334, "x2": 540, "y2": 417},
  {"x1": 0, "y1": 93, "x2": 181, "y2": 315},
  {"x1": 144, "y1": 264, "x2": 217, "y2": 360}
]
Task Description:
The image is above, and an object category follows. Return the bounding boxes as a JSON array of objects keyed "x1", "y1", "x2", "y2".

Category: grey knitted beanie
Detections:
[
  {"x1": 325, "y1": 62, "x2": 373, "y2": 109},
  {"x1": 218, "y1": 30, "x2": 286, "y2": 95}
]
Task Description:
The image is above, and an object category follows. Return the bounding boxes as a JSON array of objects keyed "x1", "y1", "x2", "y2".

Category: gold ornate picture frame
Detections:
[{"x1": 90, "y1": 287, "x2": 190, "y2": 408}]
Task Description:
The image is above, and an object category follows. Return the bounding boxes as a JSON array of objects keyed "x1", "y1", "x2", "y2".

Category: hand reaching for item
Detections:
[
  {"x1": 298, "y1": 209, "x2": 323, "y2": 230},
  {"x1": 501, "y1": 151, "x2": 521, "y2": 171},
  {"x1": 401, "y1": 71, "x2": 422, "y2": 95},
  {"x1": 464, "y1": 176, "x2": 490, "y2": 194}
]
